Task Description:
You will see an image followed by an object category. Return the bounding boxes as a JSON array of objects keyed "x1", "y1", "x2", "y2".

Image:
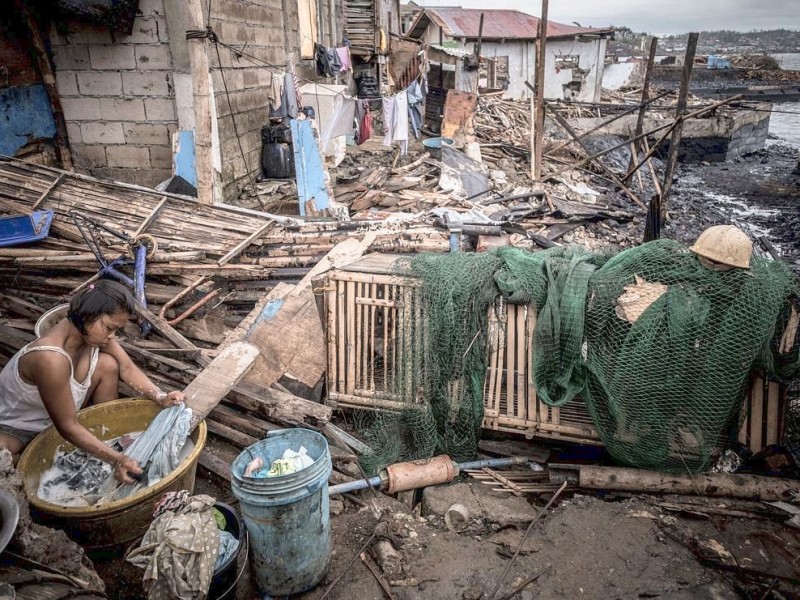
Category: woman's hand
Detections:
[
  {"x1": 113, "y1": 456, "x2": 143, "y2": 484},
  {"x1": 155, "y1": 390, "x2": 185, "y2": 408}
]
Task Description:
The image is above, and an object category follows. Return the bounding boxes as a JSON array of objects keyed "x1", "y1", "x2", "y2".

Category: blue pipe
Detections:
[{"x1": 134, "y1": 244, "x2": 151, "y2": 334}]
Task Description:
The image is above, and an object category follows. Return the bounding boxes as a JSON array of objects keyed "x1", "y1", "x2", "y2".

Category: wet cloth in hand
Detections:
[{"x1": 127, "y1": 494, "x2": 220, "y2": 600}]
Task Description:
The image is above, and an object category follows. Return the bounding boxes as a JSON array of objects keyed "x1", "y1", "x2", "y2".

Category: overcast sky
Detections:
[{"x1": 417, "y1": 0, "x2": 800, "y2": 35}]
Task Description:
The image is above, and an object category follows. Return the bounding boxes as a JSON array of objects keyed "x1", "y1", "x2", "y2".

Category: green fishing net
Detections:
[{"x1": 358, "y1": 241, "x2": 800, "y2": 474}]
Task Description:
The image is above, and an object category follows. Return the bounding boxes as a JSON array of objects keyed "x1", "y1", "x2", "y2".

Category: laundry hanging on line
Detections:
[
  {"x1": 321, "y1": 94, "x2": 373, "y2": 147},
  {"x1": 315, "y1": 43, "x2": 352, "y2": 77},
  {"x1": 383, "y1": 91, "x2": 409, "y2": 155}
]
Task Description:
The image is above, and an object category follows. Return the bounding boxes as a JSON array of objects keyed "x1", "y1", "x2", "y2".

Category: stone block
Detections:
[
  {"x1": 90, "y1": 167, "x2": 137, "y2": 185},
  {"x1": 55, "y1": 72, "x2": 79, "y2": 96},
  {"x1": 81, "y1": 121, "x2": 125, "y2": 144},
  {"x1": 121, "y1": 71, "x2": 171, "y2": 96},
  {"x1": 76, "y1": 71, "x2": 123, "y2": 96},
  {"x1": 422, "y1": 482, "x2": 535, "y2": 528},
  {"x1": 135, "y1": 44, "x2": 172, "y2": 70},
  {"x1": 71, "y1": 144, "x2": 107, "y2": 168},
  {"x1": 99, "y1": 98, "x2": 146, "y2": 121},
  {"x1": 62, "y1": 21, "x2": 113, "y2": 45},
  {"x1": 135, "y1": 168, "x2": 171, "y2": 188},
  {"x1": 61, "y1": 97, "x2": 101, "y2": 121},
  {"x1": 89, "y1": 45, "x2": 136, "y2": 70},
  {"x1": 122, "y1": 16, "x2": 160, "y2": 44},
  {"x1": 106, "y1": 145, "x2": 151, "y2": 168},
  {"x1": 137, "y1": 0, "x2": 165, "y2": 16},
  {"x1": 65, "y1": 122, "x2": 82, "y2": 144},
  {"x1": 144, "y1": 97, "x2": 177, "y2": 121},
  {"x1": 123, "y1": 122, "x2": 169, "y2": 145},
  {"x1": 148, "y1": 144, "x2": 173, "y2": 168},
  {"x1": 51, "y1": 46, "x2": 90, "y2": 70}
]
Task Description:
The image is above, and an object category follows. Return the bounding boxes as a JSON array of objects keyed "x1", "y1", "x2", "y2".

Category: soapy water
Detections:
[{"x1": 38, "y1": 434, "x2": 195, "y2": 507}]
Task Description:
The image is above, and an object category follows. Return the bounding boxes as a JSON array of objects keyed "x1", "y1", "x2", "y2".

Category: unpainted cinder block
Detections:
[
  {"x1": 144, "y1": 97, "x2": 177, "y2": 121},
  {"x1": 121, "y1": 71, "x2": 171, "y2": 96},
  {"x1": 76, "y1": 71, "x2": 123, "y2": 96},
  {"x1": 51, "y1": 46, "x2": 90, "y2": 70},
  {"x1": 80, "y1": 121, "x2": 125, "y2": 144},
  {"x1": 99, "y1": 98, "x2": 146, "y2": 121},
  {"x1": 123, "y1": 122, "x2": 170, "y2": 145},
  {"x1": 61, "y1": 97, "x2": 102, "y2": 121},
  {"x1": 106, "y1": 145, "x2": 151, "y2": 168},
  {"x1": 135, "y1": 45, "x2": 173, "y2": 70},
  {"x1": 89, "y1": 45, "x2": 136, "y2": 70}
]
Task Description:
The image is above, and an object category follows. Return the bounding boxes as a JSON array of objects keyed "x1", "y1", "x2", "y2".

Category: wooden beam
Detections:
[
  {"x1": 184, "y1": 341, "x2": 259, "y2": 430},
  {"x1": 625, "y1": 36, "x2": 658, "y2": 178},
  {"x1": 660, "y1": 32, "x2": 699, "y2": 207},
  {"x1": 530, "y1": 0, "x2": 549, "y2": 180},
  {"x1": 186, "y1": 0, "x2": 215, "y2": 203},
  {"x1": 30, "y1": 174, "x2": 65, "y2": 211},
  {"x1": 545, "y1": 102, "x2": 646, "y2": 210}
]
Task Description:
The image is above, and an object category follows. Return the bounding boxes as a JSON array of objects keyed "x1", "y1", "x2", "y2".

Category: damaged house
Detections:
[{"x1": 406, "y1": 7, "x2": 614, "y2": 101}]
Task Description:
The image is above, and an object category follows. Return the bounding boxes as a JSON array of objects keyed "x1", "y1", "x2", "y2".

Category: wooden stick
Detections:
[
  {"x1": 626, "y1": 36, "x2": 658, "y2": 175},
  {"x1": 545, "y1": 102, "x2": 646, "y2": 210},
  {"x1": 132, "y1": 196, "x2": 168, "y2": 238},
  {"x1": 660, "y1": 32, "x2": 699, "y2": 208},
  {"x1": 30, "y1": 174, "x2": 65, "y2": 210},
  {"x1": 216, "y1": 222, "x2": 272, "y2": 266}
]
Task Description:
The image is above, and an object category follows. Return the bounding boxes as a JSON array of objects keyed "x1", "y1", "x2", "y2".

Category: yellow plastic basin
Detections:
[{"x1": 18, "y1": 398, "x2": 207, "y2": 549}]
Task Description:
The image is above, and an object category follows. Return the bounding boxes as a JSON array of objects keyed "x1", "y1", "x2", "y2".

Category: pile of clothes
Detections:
[
  {"x1": 314, "y1": 43, "x2": 352, "y2": 77},
  {"x1": 128, "y1": 491, "x2": 240, "y2": 600}
]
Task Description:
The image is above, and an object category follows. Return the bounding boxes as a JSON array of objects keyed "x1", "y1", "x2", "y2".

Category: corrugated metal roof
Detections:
[{"x1": 409, "y1": 8, "x2": 613, "y2": 41}]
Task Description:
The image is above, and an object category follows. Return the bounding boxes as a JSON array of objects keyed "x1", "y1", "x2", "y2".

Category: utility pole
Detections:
[{"x1": 530, "y1": 0, "x2": 549, "y2": 180}]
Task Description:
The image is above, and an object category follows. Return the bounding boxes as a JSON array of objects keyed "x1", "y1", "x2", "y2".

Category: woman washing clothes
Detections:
[{"x1": 0, "y1": 279, "x2": 184, "y2": 483}]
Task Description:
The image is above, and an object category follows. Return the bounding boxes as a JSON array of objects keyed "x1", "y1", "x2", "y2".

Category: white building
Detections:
[{"x1": 407, "y1": 7, "x2": 614, "y2": 102}]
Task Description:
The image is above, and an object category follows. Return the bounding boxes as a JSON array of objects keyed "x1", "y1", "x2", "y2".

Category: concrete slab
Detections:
[{"x1": 422, "y1": 481, "x2": 536, "y2": 527}]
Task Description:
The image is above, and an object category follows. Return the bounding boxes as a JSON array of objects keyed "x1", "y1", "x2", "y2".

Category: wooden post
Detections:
[
  {"x1": 530, "y1": 0, "x2": 549, "y2": 180},
  {"x1": 626, "y1": 36, "x2": 658, "y2": 178},
  {"x1": 472, "y1": 13, "x2": 484, "y2": 94},
  {"x1": 660, "y1": 32, "x2": 698, "y2": 208},
  {"x1": 13, "y1": 0, "x2": 73, "y2": 170},
  {"x1": 186, "y1": 0, "x2": 215, "y2": 204}
]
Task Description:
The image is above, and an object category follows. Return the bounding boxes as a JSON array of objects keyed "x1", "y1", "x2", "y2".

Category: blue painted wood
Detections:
[
  {"x1": 0, "y1": 85, "x2": 57, "y2": 156},
  {"x1": 290, "y1": 119, "x2": 330, "y2": 216},
  {"x1": 0, "y1": 210, "x2": 55, "y2": 247},
  {"x1": 175, "y1": 130, "x2": 197, "y2": 187}
]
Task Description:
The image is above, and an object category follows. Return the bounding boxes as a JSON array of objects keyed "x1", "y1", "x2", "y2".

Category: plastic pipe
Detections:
[{"x1": 328, "y1": 456, "x2": 532, "y2": 496}]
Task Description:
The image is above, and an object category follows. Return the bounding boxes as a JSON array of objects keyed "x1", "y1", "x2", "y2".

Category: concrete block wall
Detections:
[
  {"x1": 208, "y1": 0, "x2": 302, "y2": 201},
  {"x1": 49, "y1": 0, "x2": 178, "y2": 188}
]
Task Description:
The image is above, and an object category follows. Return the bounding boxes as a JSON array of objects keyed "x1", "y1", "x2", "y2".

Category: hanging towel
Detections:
[
  {"x1": 406, "y1": 80, "x2": 424, "y2": 139},
  {"x1": 322, "y1": 93, "x2": 357, "y2": 149},
  {"x1": 268, "y1": 73, "x2": 284, "y2": 111},
  {"x1": 335, "y1": 47, "x2": 351, "y2": 72},
  {"x1": 382, "y1": 96, "x2": 396, "y2": 148},
  {"x1": 358, "y1": 110, "x2": 373, "y2": 145},
  {"x1": 393, "y1": 91, "x2": 409, "y2": 155},
  {"x1": 327, "y1": 47, "x2": 341, "y2": 75}
]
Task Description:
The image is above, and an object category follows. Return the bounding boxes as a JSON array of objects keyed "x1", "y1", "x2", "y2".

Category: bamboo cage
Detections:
[{"x1": 324, "y1": 254, "x2": 785, "y2": 450}]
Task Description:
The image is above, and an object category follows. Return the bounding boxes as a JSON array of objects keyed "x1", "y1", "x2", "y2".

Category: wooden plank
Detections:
[
  {"x1": 211, "y1": 403, "x2": 280, "y2": 438},
  {"x1": 198, "y1": 449, "x2": 232, "y2": 482},
  {"x1": 30, "y1": 174, "x2": 65, "y2": 210},
  {"x1": 766, "y1": 381, "x2": 780, "y2": 446},
  {"x1": 184, "y1": 341, "x2": 260, "y2": 429},
  {"x1": 526, "y1": 306, "x2": 538, "y2": 426},
  {"x1": 206, "y1": 418, "x2": 259, "y2": 449},
  {"x1": 515, "y1": 305, "x2": 525, "y2": 420},
  {"x1": 507, "y1": 304, "x2": 516, "y2": 420},
  {"x1": 749, "y1": 377, "x2": 764, "y2": 452}
]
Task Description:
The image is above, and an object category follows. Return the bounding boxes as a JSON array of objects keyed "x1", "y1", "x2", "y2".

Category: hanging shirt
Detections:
[
  {"x1": 335, "y1": 47, "x2": 351, "y2": 72},
  {"x1": 269, "y1": 73, "x2": 284, "y2": 111},
  {"x1": 0, "y1": 344, "x2": 99, "y2": 433},
  {"x1": 382, "y1": 92, "x2": 409, "y2": 155}
]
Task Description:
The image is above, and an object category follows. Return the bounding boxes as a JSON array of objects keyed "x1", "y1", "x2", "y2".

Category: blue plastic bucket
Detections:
[
  {"x1": 231, "y1": 429, "x2": 332, "y2": 596},
  {"x1": 422, "y1": 136, "x2": 454, "y2": 160}
]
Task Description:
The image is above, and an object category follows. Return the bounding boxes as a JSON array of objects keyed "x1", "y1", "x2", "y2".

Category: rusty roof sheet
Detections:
[{"x1": 410, "y1": 8, "x2": 613, "y2": 41}]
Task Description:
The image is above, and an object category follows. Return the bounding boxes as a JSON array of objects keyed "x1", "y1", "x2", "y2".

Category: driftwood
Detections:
[{"x1": 576, "y1": 465, "x2": 799, "y2": 502}]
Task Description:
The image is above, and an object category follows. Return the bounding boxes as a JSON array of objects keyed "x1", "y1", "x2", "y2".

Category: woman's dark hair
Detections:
[{"x1": 68, "y1": 279, "x2": 135, "y2": 334}]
